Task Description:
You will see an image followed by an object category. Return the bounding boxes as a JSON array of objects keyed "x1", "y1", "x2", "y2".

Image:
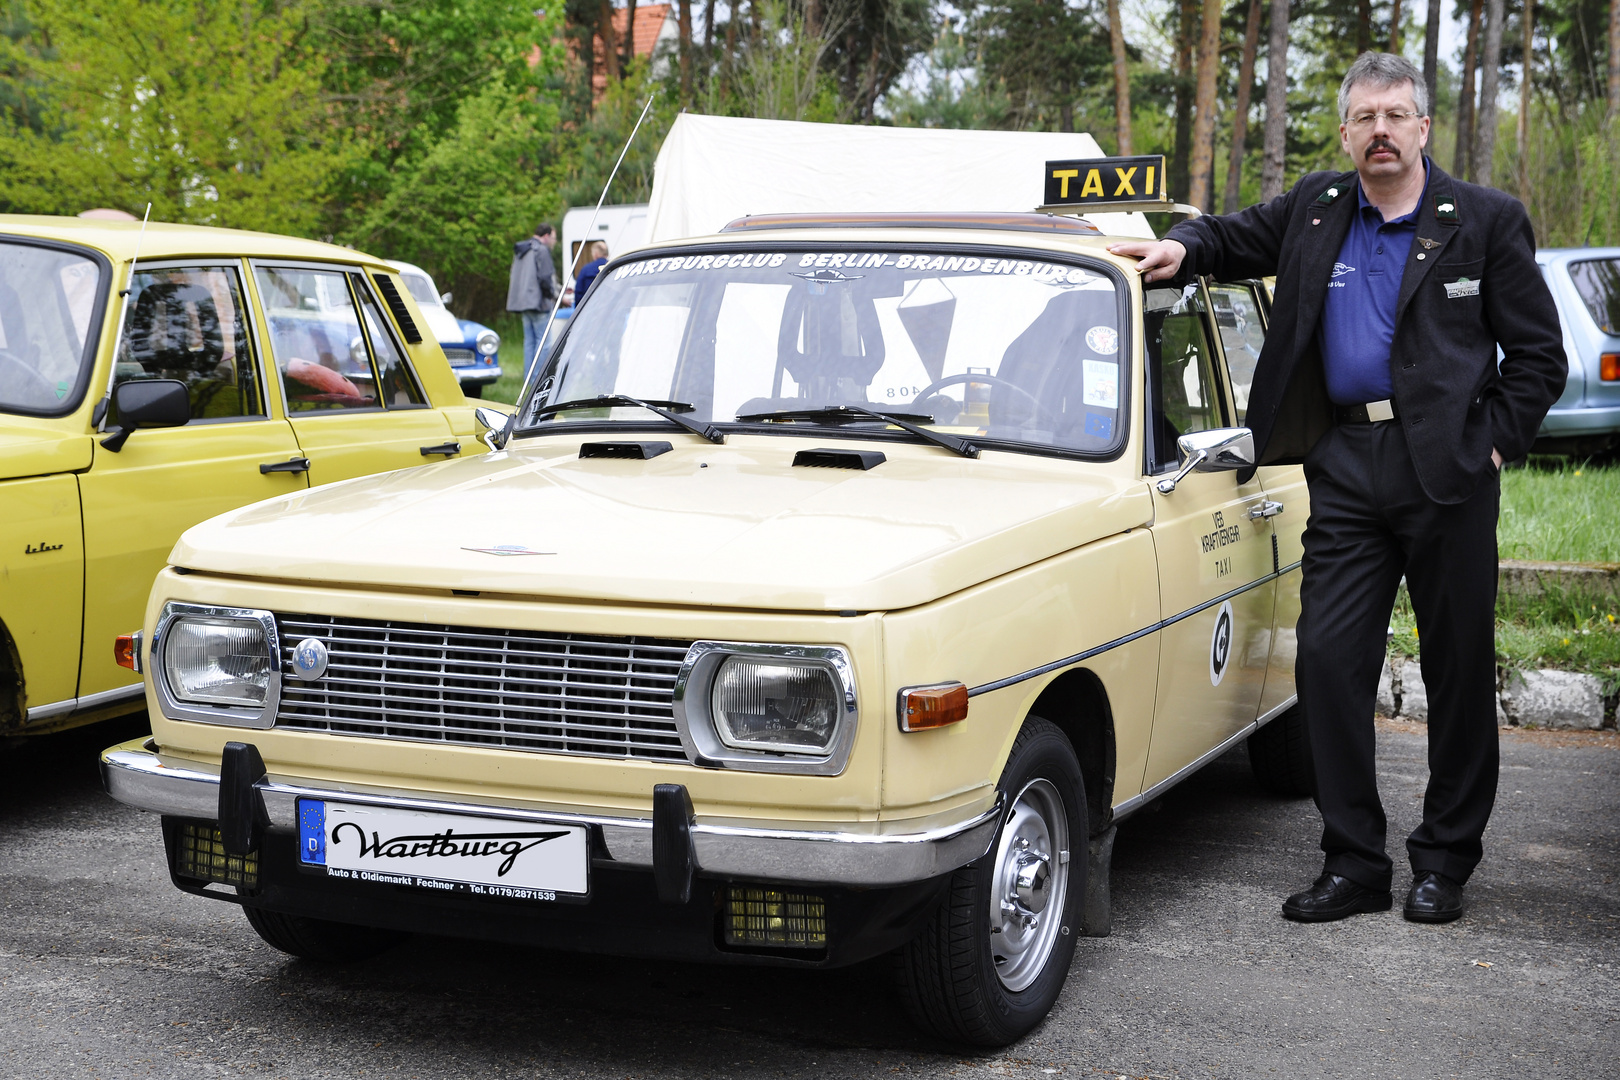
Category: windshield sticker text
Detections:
[{"x1": 613, "y1": 251, "x2": 1097, "y2": 285}]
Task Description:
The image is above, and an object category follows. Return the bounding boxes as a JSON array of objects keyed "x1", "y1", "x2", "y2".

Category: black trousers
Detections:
[{"x1": 1295, "y1": 420, "x2": 1500, "y2": 890}]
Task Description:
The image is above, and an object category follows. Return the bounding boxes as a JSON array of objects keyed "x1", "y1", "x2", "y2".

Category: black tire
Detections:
[
  {"x1": 894, "y1": 715, "x2": 1087, "y2": 1047},
  {"x1": 1248, "y1": 703, "x2": 1315, "y2": 796},
  {"x1": 463, "y1": 383, "x2": 484, "y2": 399},
  {"x1": 243, "y1": 905, "x2": 405, "y2": 963}
]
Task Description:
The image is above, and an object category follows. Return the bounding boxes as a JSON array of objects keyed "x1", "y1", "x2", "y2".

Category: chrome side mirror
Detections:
[
  {"x1": 474, "y1": 405, "x2": 513, "y2": 451},
  {"x1": 1155, "y1": 426, "x2": 1255, "y2": 493}
]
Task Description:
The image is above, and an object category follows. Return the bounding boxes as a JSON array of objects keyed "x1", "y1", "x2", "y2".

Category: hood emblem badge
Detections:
[
  {"x1": 291, "y1": 638, "x2": 330, "y2": 682},
  {"x1": 461, "y1": 544, "x2": 556, "y2": 557}
]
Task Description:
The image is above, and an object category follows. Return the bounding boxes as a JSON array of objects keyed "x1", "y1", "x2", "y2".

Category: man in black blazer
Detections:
[{"x1": 1110, "y1": 52, "x2": 1565, "y2": 923}]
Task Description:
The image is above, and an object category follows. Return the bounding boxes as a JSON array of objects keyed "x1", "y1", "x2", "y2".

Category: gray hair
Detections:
[{"x1": 1338, "y1": 52, "x2": 1428, "y2": 121}]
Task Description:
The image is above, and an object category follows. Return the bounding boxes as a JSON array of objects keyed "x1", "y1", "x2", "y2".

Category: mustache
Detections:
[{"x1": 1365, "y1": 138, "x2": 1400, "y2": 159}]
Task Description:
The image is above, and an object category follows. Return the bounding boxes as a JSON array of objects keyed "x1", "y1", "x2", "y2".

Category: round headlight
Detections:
[
  {"x1": 711, "y1": 656, "x2": 840, "y2": 753},
  {"x1": 476, "y1": 330, "x2": 500, "y2": 356},
  {"x1": 163, "y1": 617, "x2": 273, "y2": 707}
]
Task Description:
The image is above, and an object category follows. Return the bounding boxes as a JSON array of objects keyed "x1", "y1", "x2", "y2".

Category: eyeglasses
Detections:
[{"x1": 1346, "y1": 110, "x2": 1422, "y2": 127}]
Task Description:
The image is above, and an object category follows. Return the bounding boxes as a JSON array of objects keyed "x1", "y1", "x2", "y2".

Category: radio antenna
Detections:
[
  {"x1": 515, "y1": 91, "x2": 660, "y2": 418},
  {"x1": 96, "y1": 202, "x2": 153, "y2": 433}
]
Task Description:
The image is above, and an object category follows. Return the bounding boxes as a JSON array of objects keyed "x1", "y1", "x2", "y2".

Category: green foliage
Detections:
[
  {"x1": 0, "y1": 0, "x2": 350, "y2": 234},
  {"x1": 883, "y1": 21, "x2": 1012, "y2": 128},
  {"x1": 971, "y1": 0, "x2": 1114, "y2": 132},
  {"x1": 559, "y1": 60, "x2": 678, "y2": 210}
]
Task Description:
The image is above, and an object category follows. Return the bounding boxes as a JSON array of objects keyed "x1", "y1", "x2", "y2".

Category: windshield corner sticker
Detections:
[
  {"x1": 1209, "y1": 600, "x2": 1234, "y2": 687},
  {"x1": 1082, "y1": 359, "x2": 1119, "y2": 409},
  {"x1": 1083, "y1": 412, "x2": 1113, "y2": 438},
  {"x1": 1084, "y1": 325, "x2": 1119, "y2": 356}
]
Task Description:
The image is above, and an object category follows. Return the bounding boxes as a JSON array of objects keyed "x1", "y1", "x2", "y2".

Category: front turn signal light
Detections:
[
  {"x1": 1601, "y1": 353, "x2": 1619, "y2": 382},
  {"x1": 898, "y1": 681, "x2": 970, "y2": 732},
  {"x1": 114, "y1": 630, "x2": 143, "y2": 673}
]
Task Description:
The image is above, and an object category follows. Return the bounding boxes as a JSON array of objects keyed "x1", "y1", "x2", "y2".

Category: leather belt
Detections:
[{"x1": 1336, "y1": 399, "x2": 1399, "y2": 424}]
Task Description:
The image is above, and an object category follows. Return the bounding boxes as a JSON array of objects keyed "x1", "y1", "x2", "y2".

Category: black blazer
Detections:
[{"x1": 1166, "y1": 160, "x2": 1566, "y2": 504}]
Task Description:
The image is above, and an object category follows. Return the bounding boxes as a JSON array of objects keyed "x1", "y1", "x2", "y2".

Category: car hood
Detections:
[
  {"x1": 419, "y1": 305, "x2": 462, "y2": 345},
  {"x1": 173, "y1": 435, "x2": 1153, "y2": 612},
  {"x1": 0, "y1": 420, "x2": 93, "y2": 481}
]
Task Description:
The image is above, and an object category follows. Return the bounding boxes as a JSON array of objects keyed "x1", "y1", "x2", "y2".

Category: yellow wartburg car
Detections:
[
  {"x1": 102, "y1": 190, "x2": 1310, "y2": 1046},
  {"x1": 2, "y1": 216, "x2": 491, "y2": 736}
]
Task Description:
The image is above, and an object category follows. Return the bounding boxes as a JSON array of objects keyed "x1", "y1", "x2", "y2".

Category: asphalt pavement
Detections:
[{"x1": 1, "y1": 713, "x2": 1614, "y2": 1080}]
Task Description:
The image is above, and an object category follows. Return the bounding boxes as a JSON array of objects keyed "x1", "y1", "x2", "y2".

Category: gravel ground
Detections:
[{"x1": 0, "y1": 714, "x2": 1614, "y2": 1080}]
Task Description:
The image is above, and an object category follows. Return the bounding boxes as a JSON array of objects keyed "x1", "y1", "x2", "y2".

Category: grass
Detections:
[{"x1": 1498, "y1": 457, "x2": 1620, "y2": 564}]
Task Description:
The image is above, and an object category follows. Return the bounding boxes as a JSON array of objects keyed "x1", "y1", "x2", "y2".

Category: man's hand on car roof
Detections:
[{"x1": 1107, "y1": 239, "x2": 1187, "y2": 283}]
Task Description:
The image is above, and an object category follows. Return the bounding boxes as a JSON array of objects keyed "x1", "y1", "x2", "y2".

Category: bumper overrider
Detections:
[{"x1": 102, "y1": 739, "x2": 1001, "y2": 966}]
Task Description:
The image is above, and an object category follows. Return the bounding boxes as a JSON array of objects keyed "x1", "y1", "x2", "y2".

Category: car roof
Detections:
[
  {"x1": 1538, "y1": 247, "x2": 1620, "y2": 262},
  {"x1": 0, "y1": 214, "x2": 389, "y2": 268},
  {"x1": 388, "y1": 259, "x2": 435, "y2": 283}
]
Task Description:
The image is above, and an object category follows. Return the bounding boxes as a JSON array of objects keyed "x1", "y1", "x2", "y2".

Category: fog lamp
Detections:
[
  {"x1": 476, "y1": 329, "x2": 500, "y2": 356},
  {"x1": 712, "y1": 656, "x2": 839, "y2": 752},
  {"x1": 173, "y1": 820, "x2": 260, "y2": 888},
  {"x1": 723, "y1": 886, "x2": 826, "y2": 950},
  {"x1": 163, "y1": 616, "x2": 272, "y2": 706}
]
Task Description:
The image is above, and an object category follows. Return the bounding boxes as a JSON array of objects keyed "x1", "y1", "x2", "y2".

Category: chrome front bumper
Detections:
[{"x1": 101, "y1": 740, "x2": 1001, "y2": 888}]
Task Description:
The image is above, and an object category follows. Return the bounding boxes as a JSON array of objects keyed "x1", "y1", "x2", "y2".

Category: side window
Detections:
[
  {"x1": 114, "y1": 266, "x2": 263, "y2": 422},
  {"x1": 1144, "y1": 284, "x2": 1226, "y2": 473},
  {"x1": 1207, "y1": 282, "x2": 1268, "y2": 424},
  {"x1": 255, "y1": 266, "x2": 378, "y2": 412},
  {"x1": 352, "y1": 276, "x2": 426, "y2": 407}
]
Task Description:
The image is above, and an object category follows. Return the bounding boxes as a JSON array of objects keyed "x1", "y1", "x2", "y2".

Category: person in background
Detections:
[
  {"x1": 574, "y1": 242, "x2": 608, "y2": 305},
  {"x1": 507, "y1": 224, "x2": 557, "y2": 379}
]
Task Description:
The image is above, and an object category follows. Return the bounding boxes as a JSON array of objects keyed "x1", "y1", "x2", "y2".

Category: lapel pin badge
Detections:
[{"x1": 1312, "y1": 218, "x2": 1321, "y2": 226}]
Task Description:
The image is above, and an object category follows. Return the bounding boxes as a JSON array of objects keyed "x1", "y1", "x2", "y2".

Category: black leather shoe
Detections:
[
  {"x1": 1281, "y1": 873, "x2": 1394, "y2": 922},
  {"x1": 1404, "y1": 871, "x2": 1464, "y2": 923}
]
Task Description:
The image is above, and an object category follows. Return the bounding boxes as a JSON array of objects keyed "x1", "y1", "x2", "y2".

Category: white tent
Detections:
[{"x1": 644, "y1": 114, "x2": 1155, "y2": 244}]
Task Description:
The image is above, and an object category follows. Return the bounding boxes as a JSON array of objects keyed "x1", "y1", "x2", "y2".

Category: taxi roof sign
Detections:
[{"x1": 1042, "y1": 155, "x2": 1169, "y2": 208}]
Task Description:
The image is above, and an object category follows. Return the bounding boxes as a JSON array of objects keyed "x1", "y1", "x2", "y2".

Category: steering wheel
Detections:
[
  {"x1": 914, "y1": 372, "x2": 1066, "y2": 431},
  {"x1": 0, "y1": 351, "x2": 59, "y2": 405}
]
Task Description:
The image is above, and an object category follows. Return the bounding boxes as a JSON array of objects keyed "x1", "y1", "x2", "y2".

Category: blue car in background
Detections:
[
  {"x1": 1534, "y1": 248, "x2": 1620, "y2": 456},
  {"x1": 390, "y1": 260, "x2": 501, "y2": 397}
]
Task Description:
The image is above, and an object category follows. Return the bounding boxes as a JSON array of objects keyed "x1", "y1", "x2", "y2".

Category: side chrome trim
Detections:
[
  {"x1": 968, "y1": 570, "x2": 1284, "y2": 697},
  {"x1": 1110, "y1": 693, "x2": 1298, "y2": 824},
  {"x1": 25, "y1": 683, "x2": 145, "y2": 723},
  {"x1": 100, "y1": 741, "x2": 1000, "y2": 887}
]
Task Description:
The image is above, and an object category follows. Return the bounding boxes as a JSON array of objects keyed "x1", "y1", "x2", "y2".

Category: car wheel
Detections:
[
  {"x1": 1248, "y1": 703, "x2": 1315, "y2": 796},
  {"x1": 243, "y1": 905, "x2": 404, "y2": 963},
  {"x1": 464, "y1": 383, "x2": 484, "y2": 399},
  {"x1": 894, "y1": 715, "x2": 1086, "y2": 1046}
]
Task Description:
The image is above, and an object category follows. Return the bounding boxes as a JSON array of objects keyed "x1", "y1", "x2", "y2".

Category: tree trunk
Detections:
[
  {"x1": 598, "y1": 0, "x2": 621, "y2": 83},
  {"x1": 1171, "y1": 0, "x2": 1198, "y2": 200},
  {"x1": 678, "y1": 0, "x2": 693, "y2": 104},
  {"x1": 1107, "y1": 0, "x2": 1133, "y2": 154},
  {"x1": 1388, "y1": 0, "x2": 1402, "y2": 51},
  {"x1": 721, "y1": 0, "x2": 736, "y2": 99},
  {"x1": 1187, "y1": 0, "x2": 1223, "y2": 211},
  {"x1": 1357, "y1": 0, "x2": 1372, "y2": 53},
  {"x1": 623, "y1": 0, "x2": 638, "y2": 72},
  {"x1": 1224, "y1": 0, "x2": 1264, "y2": 212},
  {"x1": 1518, "y1": 0, "x2": 1532, "y2": 202},
  {"x1": 1260, "y1": 0, "x2": 1288, "y2": 200},
  {"x1": 1455, "y1": 0, "x2": 1483, "y2": 179},
  {"x1": 1422, "y1": 0, "x2": 1441, "y2": 120},
  {"x1": 704, "y1": 0, "x2": 715, "y2": 51},
  {"x1": 1475, "y1": 0, "x2": 1505, "y2": 187},
  {"x1": 1609, "y1": 0, "x2": 1619, "y2": 121},
  {"x1": 806, "y1": 0, "x2": 821, "y2": 38}
]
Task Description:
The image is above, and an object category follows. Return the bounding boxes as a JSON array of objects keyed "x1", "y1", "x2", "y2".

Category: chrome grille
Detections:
[
  {"x1": 443, "y1": 348, "x2": 477, "y2": 365},
  {"x1": 274, "y1": 615, "x2": 692, "y2": 761}
]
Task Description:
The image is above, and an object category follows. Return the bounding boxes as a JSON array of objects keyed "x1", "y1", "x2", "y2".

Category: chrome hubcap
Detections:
[{"x1": 988, "y1": 777, "x2": 1069, "y2": 992}]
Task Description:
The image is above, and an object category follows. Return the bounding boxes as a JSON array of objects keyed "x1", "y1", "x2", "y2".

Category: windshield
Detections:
[
  {"x1": 0, "y1": 241, "x2": 104, "y2": 415},
  {"x1": 520, "y1": 246, "x2": 1126, "y2": 456},
  {"x1": 400, "y1": 272, "x2": 443, "y2": 308}
]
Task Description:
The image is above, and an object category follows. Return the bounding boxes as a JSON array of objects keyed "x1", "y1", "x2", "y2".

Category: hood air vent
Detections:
[
  {"x1": 579, "y1": 441, "x2": 673, "y2": 460},
  {"x1": 792, "y1": 448, "x2": 886, "y2": 471}
]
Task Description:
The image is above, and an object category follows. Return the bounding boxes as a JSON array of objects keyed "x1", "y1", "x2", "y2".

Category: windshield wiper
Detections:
[
  {"x1": 736, "y1": 404, "x2": 980, "y2": 459},
  {"x1": 530, "y1": 394, "x2": 725, "y2": 443}
]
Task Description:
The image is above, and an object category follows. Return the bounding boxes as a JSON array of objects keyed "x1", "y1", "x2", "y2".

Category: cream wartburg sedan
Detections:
[{"x1": 103, "y1": 209, "x2": 1310, "y2": 1046}]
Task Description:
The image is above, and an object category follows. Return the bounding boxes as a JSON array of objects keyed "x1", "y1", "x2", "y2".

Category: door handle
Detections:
[
  {"x1": 1246, "y1": 499, "x2": 1285, "y2": 520},
  {"x1": 260, "y1": 457, "x2": 312, "y2": 475},
  {"x1": 420, "y1": 441, "x2": 462, "y2": 457}
]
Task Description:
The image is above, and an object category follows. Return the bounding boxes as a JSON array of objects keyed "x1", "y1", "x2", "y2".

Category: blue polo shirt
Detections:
[{"x1": 1318, "y1": 160, "x2": 1429, "y2": 404}]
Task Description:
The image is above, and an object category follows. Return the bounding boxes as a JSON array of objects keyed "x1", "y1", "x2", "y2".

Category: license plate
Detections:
[{"x1": 298, "y1": 799, "x2": 587, "y2": 901}]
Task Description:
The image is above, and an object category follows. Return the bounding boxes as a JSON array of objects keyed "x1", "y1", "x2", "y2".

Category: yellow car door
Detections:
[
  {"x1": 250, "y1": 264, "x2": 458, "y2": 486},
  {"x1": 1141, "y1": 281, "x2": 1276, "y2": 790},
  {"x1": 77, "y1": 261, "x2": 309, "y2": 702}
]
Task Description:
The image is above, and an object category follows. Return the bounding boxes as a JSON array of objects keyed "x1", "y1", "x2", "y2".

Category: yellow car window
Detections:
[
  {"x1": 352, "y1": 276, "x2": 426, "y2": 408},
  {"x1": 114, "y1": 265, "x2": 265, "y2": 422},
  {"x1": 255, "y1": 266, "x2": 379, "y2": 412},
  {"x1": 0, "y1": 240, "x2": 102, "y2": 415}
]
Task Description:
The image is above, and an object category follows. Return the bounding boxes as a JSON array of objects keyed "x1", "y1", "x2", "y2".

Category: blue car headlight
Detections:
[{"x1": 476, "y1": 329, "x2": 499, "y2": 356}]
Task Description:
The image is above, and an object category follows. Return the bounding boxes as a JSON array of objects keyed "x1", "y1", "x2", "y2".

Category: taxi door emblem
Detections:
[
  {"x1": 291, "y1": 638, "x2": 330, "y2": 682},
  {"x1": 1209, "y1": 601, "x2": 1234, "y2": 687}
]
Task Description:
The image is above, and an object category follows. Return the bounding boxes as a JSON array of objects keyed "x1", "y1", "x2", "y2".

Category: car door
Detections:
[
  {"x1": 250, "y1": 263, "x2": 457, "y2": 487},
  {"x1": 1142, "y1": 281, "x2": 1276, "y2": 790},
  {"x1": 77, "y1": 260, "x2": 309, "y2": 702},
  {"x1": 1208, "y1": 278, "x2": 1305, "y2": 720}
]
